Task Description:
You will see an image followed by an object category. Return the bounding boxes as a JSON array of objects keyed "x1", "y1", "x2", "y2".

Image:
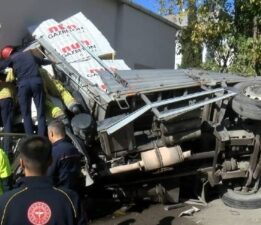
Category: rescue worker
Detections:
[
  {"x1": 0, "y1": 147, "x2": 12, "y2": 196},
  {"x1": 0, "y1": 46, "x2": 52, "y2": 136},
  {"x1": 39, "y1": 68, "x2": 81, "y2": 124},
  {"x1": 0, "y1": 68, "x2": 15, "y2": 156},
  {"x1": 47, "y1": 120, "x2": 82, "y2": 192},
  {"x1": 0, "y1": 135, "x2": 85, "y2": 225},
  {"x1": 40, "y1": 68, "x2": 81, "y2": 116}
]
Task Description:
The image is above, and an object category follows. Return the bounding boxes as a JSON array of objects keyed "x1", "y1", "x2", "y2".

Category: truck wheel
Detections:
[
  {"x1": 72, "y1": 91, "x2": 90, "y2": 113},
  {"x1": 65, "y1": 128, "x2": 89, "y2": 160},
  {"x1": 222, "y1": 189, "x2": 261, "y2": 209},
  {"x1": 65, "y1": 129, "x2": 93, "y2": 186},
  {"x1": 232, "y1": 81, "x2": 261, "y2": 120}
]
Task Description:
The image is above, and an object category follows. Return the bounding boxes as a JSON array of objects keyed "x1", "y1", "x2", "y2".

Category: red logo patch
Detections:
[{"x1": 27, "y1": 202, "x2": 52, "y2": 225}]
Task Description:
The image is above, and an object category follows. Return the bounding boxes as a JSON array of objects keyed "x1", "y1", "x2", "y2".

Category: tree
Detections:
[
  {"x1": 154, "y1": 0, "x2": 203, "y2": 68},
  {"x1": 233, "y1": 0, "x2": 261, "y2": 75},
  {"x1": 155, "y1": 0, "x2": 261, "y2": 75},
  {"x1": 191, "y1": 1, "x2": 234, "y2": 72},
  {"x1": 179, "y1": 1, "x2": 202, "y2": 68},
  {"x1": 156, "y1": 0, "x2": 180, "y2": 15}
]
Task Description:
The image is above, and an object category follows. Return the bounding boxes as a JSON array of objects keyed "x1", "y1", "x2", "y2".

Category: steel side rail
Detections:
[
  {"x1": 158, "y1": 91, "x2": 236, "y2": 119},
  {"x1": 69, "y1": 32, "x2": 128, "y2": 87},
  {"x1": 146, "y1": 87, "x2": 225, "y2": 109},
  {"x1": 105, "y1": 88, "x2": 233, "y2": 135}
]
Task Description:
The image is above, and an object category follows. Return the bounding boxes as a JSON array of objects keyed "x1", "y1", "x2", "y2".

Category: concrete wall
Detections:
[
  {"x1": 0, "y1": 0, "x2": 117, "y2": 47},
  {"x1": 0, "y1": 0, "x2": 177, "y2": 69},
  {"x1": 115, "y1": 3, "x2": 176, "y2": 69}
]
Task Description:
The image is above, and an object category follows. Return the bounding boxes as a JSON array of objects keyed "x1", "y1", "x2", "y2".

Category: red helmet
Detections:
[{"x1": 1, "y1": 46, "x2": 14, "y2": 59}]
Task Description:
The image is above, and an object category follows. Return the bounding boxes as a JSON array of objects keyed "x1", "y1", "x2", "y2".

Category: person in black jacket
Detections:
[
  {"x1": 0, "y1": 135, "x2": 85, "y2": 225},
  {"x1": 0, "y1": 46, "x2": 52, "y2": 136},
  {"x1": 47, "y1": 120, "x2": 82, "y2": 192}
]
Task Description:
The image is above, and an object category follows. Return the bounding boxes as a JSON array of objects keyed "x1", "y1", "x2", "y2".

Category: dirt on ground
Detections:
[
  {"x1": 89, "y1": 199, "x2": 261, "y2": 225},
  {"x1": 90, "y1": 202, "x2": 197, "y2": 225},
  {"x1": 192, "y1": 199, "x2": 261, "y2": 225}
]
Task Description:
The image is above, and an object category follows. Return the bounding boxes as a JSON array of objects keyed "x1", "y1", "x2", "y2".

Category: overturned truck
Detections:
[
  {"x1": 13, "y1": 13, "x2": 261, "y2": 209},
  {"x1": 40, "y1": 63, "x2": 261, "y2": 209}
]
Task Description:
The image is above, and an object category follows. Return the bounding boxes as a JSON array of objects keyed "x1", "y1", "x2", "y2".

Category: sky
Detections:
[
  {"x1": 133, "y1": 0, "x2": 235, "y2": 14},
  {"x1": 133, "y1": 0, "x2": 158, "y2": 13}
]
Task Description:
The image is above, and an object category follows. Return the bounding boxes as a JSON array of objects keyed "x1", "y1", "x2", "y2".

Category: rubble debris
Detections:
[
  {"x1": 178, "y1": 206, "x2": 200, "y2": 217},
  {"x1": 184, "y1": 199, "x2": 207, "y2": 206},
  {"x1": 164, "y1": 203, "x2": 185, "y2": 211}
]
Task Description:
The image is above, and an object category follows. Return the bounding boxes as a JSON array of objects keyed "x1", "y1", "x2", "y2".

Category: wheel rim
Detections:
[{"x1": 243, "y1": 85, "x2": 261, "y2": 100}]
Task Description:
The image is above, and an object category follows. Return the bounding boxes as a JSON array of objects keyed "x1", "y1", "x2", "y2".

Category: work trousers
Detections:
[
  {"x1": 18, "y1": 77, "x2": 46, "y2": 136},
  {"x1": 0, "y1": 98, "x2": 13, "y2": 154}
]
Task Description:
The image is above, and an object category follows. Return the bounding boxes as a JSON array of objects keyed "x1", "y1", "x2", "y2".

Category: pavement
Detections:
[
  {"x1": 90, "y1": 202, "x2": 197, "y2": 225},
  {"x1": 192, "y1": 199, "x2": 261, "y2": 225},
  {"x1": 90, "y1": 199, "x2": 261, "y2": 225}
]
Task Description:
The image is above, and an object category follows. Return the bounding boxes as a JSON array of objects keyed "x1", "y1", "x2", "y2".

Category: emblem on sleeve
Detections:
[{"x1": 27, "y1": 201, "x2": 52, "y2": 225}]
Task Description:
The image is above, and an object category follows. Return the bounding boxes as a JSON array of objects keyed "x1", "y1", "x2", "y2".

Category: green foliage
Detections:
[
  {"x1": 179, "y1": 1, "x2": 202, "y2": 68},
  {"x1": 192, "y1": 2, "x2": 234, "y2": 72},
  {"x1": 200, "y1": 59, "x2": 220, "y2": 72},
  {"x1": 155, "y1": 0, "x2": 261, "y2": 75},
  {"x1": 157, "y1": 0, "x2": 177, "y2": 15},
  {"x1": 179, "y1": 41, "x2": 202, "y2": 68},
  {"x1": 229, "y1": 36, "x2": 256, "y2": 75}
]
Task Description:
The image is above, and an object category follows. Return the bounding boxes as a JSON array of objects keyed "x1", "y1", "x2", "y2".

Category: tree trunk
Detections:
[{"x1": 253, "y1": 16, "x2": 261, "y2": 76}]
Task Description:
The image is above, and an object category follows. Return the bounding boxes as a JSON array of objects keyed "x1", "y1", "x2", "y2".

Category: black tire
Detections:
[
  {"x1": 65, "y1": 128, "x2": 89, "y2": 160},
  {"x1": 65, "y1": 129, "x2": 93, "y2": 186},
  {"x1": 232, "y1": 81, "x2": 261, "y2": 120},
  {"x1": 72, "y1": 91, "x2": 89, "y2": 113},
  {"x1": 222, "y1": 189, "x2": 261, "y2": 209}
]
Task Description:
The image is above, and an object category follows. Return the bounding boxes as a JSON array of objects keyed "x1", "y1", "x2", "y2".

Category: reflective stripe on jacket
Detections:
[
  {"x1": 0, "y1": 68, "x2": 15, "y2": 100},
  {"x1": 40, "y1": 68, "x2": 78, "y2": 110},
  {"x1": 0, "y1": 148, "x2": 11, "y2": 196}
]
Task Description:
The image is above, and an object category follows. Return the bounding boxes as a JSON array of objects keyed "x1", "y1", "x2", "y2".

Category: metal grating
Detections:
[{"x1": 100, "y1": 69, "x2": 260, "y2": 98}]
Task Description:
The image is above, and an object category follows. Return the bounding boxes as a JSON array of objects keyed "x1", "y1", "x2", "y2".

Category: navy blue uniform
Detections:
[
  {"x1": 0, "y1": 98, "x2": 13, "y2": 154},
  {"x1": 0, "y1": 176, "x2": 85, "y2": 225},
  {"x1": 47, "y1": 138, "x2": 82, "y2": 191},
  {"x1": 0, "y1": 51, "x2": 51, "y2": 136}
]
